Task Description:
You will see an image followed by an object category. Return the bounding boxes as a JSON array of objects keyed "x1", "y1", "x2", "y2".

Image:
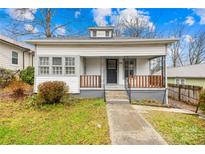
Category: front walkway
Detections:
[{"x1": 106, "y1": 102, "x2": 167, "y2": 145}]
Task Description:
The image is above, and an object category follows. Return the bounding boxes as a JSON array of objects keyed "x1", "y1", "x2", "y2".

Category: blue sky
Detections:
[{"x1": 0, "y1": 8, "x2": 205, "y2": 40}]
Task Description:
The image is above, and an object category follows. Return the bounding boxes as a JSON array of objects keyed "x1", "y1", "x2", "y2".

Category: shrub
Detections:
[
  {"x1": 25, "y1": 95, "x2": 44, "y2": 108},
  {"x1": 20, "y1": 66, "x2": 34, "y2": 85},
  {"x1": 38, "y1": 81, "x2": 68, "y2": 104},
  {"x1": 11, "y1": 81, "x2": 25, "y2": 98},
  {"x1": 199, "y1": 90, "x2": 205, "y2": 113},
  {"x1": 0, "y1": 68, "x2": 16, "y2": 88}
]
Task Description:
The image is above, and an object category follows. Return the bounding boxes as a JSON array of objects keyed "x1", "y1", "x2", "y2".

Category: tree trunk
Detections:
[{"x1": 45, "y1": 9, "x2": 51, "y2": 38}]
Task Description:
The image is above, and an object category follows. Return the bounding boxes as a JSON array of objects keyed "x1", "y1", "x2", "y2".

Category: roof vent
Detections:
[{"x1": 88, "y1": 26, "x2": 114, "y2": 39}]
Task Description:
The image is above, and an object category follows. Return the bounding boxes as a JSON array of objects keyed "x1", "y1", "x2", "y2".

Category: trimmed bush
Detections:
[
  {"x1": 0, "y1": 68, "x2": 15, "y2": 88},
  {"x1": 20, "y1": 66, "x2": 34, "y2": 85},
  {"x1": 38, "y1": 81, "x2": 68, "y2": 104}
]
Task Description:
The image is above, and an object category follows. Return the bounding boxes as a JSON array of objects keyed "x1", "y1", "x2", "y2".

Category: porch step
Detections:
[{"x1": 106, "y1": 90, "x2": 129, "y2": 104}]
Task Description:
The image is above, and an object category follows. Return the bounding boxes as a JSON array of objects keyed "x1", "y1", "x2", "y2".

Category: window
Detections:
[
  {"x1": 38, "y1": 56, "x2": 76, "y2": 76},
  {"x1": 12, "y1": 51, "x2": 18, "y2": 64},
  {"x1": 181, "y1": 79, "x2": 186, "y2": 85},
  {"x1": 39, "y1": 57, "x2": 49, "y2": 75},
  {"x1": 176, "y1": 78, "x2": 186, "y2": 85},
  {"x1": 52, "y1": 57, "x2": 62, "y2": 75},
  {"x1": 124, "y1": 59, "x2": 135, "y2": 78},
  {"x1": 176, "y1": 78, "x2": 180, "y2": 84},
  {"x1": 106, "y1": 30, "x2": 109, "y2": 37},
  {"x1": 65, "y1": 57, "x2": 75, "y2": 75},
  {"x1": 93, "y1": 30, "x2": 96, "y2": 37}
]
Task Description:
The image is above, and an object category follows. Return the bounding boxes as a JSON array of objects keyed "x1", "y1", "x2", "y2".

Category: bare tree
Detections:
[
  {"x1": 5, "y1": 8, "x2": 82, "y2": 39},
  {"x1": 188, "y1": 32, "x2": 205, "y2": 65},
  {"x1": 113, "y1": 15, "x2": 157, "y2": 38},
  {"x1": 168, "y1": 24, "x2": 186, "y2": 67}
]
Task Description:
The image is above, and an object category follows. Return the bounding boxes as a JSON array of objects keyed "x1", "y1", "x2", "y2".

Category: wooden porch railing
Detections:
[
  {"x1": 80, "y1": 75, "x2": 101, "y2": 88},
  {"x1": 128, "y1": 75, "x2": 164, "y2": 88}
]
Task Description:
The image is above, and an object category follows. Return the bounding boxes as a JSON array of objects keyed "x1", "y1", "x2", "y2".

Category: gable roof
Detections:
[
  {"x1": 0, "y1": 34, "x2": 35, "y2": 53},
  {"x1": 26, "y1": 38, "x2": 179, "y2": 45},
  {"x1": 166, "y1": 64, "x2": 205, "y2": 78}
]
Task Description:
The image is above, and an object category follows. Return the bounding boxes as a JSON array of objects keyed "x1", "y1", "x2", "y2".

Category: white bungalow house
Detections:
[
  {"x1": 27, "y1": 26, "x2": 178, "y2": 104},
  {"x1": 0, "y1": 34, "x2": 35, "y2": 71}
]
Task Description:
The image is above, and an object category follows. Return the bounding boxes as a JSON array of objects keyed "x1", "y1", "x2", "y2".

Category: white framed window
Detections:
[
  {"x1": 52, "y1": 57, "x2": 62, "y2": 75},
  {"x1": 181, "y1": 78, "x2": 186, "y2": 85},
  {"x1": 39, "y1": 57, "x2": 49, "y2": 75},
  {"x1": 65, "y1": 57, "x2": 75, "y2": 75},
  {"x1": 12, "y1": 51, "x2": 18, "y2": 64},
  {"x1": 176, "y1": 78, "x2": 180, "y2": 84},
  {"x1": 176, "y1": 78, "x2": 186, "y2": 85}
]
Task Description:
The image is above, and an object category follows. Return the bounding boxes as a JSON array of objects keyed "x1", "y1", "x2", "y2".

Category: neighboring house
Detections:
[
  {"x1": 166, "y1": 64, "x2": 205, "y2": 89},
  {"x1": 27, "y1": 26, "x2": 177, "y2": 104},
  {"x1": 0, "y1": 34, "x2": 35, "y2": 71}
]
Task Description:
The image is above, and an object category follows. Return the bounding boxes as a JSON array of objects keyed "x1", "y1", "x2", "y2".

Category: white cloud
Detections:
[
  {"x1": 111, "y1": 8, "x2": 155, "y2": 32},
  {"x1": 24, "y1": 24, "x2": 38, "y2": 33},
  {"x1": 183, "y1": 34, "x2": 192, "y2": 43},
  {"x1": 56, "y1": 26, "x2": 66, "y2": 35},
  {"x1": 184, "y1": 16, "x2": 195, "y2": 26},
  {"x1": 75, "y1": 11, "x2": 81, "y2": 18},
  {"x1": 193, "y1": 9, "x2": 205, "y2": 24},
  {"x1": 92, "y1": 8, "x2": 112, "y2": 26},
  {"x1": 7, "y1": 8, "x2": 37, "y2": 21}
]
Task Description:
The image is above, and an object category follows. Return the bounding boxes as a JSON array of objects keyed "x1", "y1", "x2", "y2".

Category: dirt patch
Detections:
[{"x1": 168, "y1": 98, "x2": 204, "y2": 114}]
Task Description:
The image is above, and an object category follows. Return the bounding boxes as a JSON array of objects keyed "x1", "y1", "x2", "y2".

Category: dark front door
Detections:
[{"x1": 107, "y1": 59, "x2": 117, "y2": 84}]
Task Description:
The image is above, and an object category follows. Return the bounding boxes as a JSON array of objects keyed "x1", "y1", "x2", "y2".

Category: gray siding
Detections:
[
  {"x1": 80, "y1": 90, "x2": 104, "y2": 98},
  {"x1": 130, "y1": 90, "x2": 166, "y2": 104}
]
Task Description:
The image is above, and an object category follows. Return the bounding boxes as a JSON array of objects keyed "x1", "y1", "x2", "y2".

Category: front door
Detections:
[{"x1": 107, "y1": 59, "x2": 117, "y2": 84}]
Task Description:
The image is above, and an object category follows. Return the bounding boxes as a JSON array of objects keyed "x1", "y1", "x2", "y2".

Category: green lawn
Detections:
[
  {"x1": 143, "y1": 111, "x2": 205, "y2": 144},
  {"x1": 0, "y1": 98, "x2": 110, "y2": 144}
]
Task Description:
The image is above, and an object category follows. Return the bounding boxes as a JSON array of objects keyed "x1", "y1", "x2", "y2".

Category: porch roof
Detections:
[{"x1": 26, "y1": 38, "x2": 179, "y2": 45}]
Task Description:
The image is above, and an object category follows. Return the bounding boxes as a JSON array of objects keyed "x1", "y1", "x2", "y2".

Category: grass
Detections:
[
  {"x1": 0, "y1": 97, "x2": 110, "y2": 144},
  {"x1": 143, "y1": 111, "x2": 205, "y2": 144}
]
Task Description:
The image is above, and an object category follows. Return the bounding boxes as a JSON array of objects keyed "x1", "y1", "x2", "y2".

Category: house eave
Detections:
[
  {"x1": 26, "y1": 38, "x2": 179, "y2": 46},
  {"x1": 168, "y1": 76, "x2": 205, "y2": 79}
]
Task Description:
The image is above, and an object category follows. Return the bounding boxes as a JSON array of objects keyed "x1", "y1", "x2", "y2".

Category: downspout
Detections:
[
  {"x1": 23, "y1": 51, "x2": 26, "y2": 69},
  {"x1": 32, "y1": 54, "x2": 34, "y2": 67}
]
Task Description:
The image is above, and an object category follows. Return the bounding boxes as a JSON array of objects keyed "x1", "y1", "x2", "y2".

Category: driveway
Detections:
[{"x1": 106, "y1": 103, "x2": 167, "y2": 145}]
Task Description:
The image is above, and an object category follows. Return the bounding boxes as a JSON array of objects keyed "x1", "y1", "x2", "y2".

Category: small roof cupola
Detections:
[{"x1": 88, "y1": 26, "x2": 114, "y2": 39}]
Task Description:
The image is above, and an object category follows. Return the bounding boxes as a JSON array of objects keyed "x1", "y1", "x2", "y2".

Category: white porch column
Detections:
[
  {"x1": 118, "y1": 57, "x2": 124, "y2": 85},
  {"x1": 161, "y1": 45, "x2": 168, "y2": 105},
  {"x1": 101, "y1": 57, "x2": 104, "y2": 87}
]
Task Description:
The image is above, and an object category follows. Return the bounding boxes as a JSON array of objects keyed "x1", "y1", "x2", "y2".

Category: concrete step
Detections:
[{"x1": 106, "y1": 90, "x2": 129, "y2": 104}]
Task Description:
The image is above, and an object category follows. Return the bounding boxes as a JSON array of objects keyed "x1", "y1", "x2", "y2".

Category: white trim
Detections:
[{"x1": 26, "y1": 38, "x2": 179, "y2": 45}]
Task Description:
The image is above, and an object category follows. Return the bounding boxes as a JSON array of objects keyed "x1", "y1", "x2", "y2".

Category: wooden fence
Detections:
[
  {"x1": 168, "y1": 83, "x2": 203, "y2": 106},
  {"x1": 80, "y1": 75, "x2": 101, "y2": 88},
  {"x1": 128, "y1": 75, "x2": 164, "y2": 88}
]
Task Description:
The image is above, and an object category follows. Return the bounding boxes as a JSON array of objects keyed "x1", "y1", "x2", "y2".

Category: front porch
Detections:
[{"x1": 79, "y1": 56, "x2": 166, "y2": 90}]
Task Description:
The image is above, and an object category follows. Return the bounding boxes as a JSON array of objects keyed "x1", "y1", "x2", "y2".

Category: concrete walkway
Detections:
[
  {"x1": 132, "y1": 104, "x2": 196, "y2": 115},
  {"x1": 106, "y1": 103, "x2": 167, "y2": 145}
]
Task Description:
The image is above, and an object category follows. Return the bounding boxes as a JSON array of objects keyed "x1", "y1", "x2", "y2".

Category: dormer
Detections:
[{"x1": 88, "y1": 26, "x2": 114, "y2": 39}]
